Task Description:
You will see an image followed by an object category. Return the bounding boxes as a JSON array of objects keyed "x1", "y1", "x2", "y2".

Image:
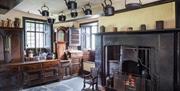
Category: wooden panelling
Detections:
[
  {"x1": 6, "y1": 60, "x2": 60, "y2": 87},
  {"x1": 0, "y1": 36, "x2": 3, "y2": 62},
  {"x1": 11, "y1": 33, "x2": 21, "y2": 63}
]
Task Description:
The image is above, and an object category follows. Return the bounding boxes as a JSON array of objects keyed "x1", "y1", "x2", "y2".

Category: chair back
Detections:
[{"x1": 90, "y1": 67, "x2": 99, "y2": 78}]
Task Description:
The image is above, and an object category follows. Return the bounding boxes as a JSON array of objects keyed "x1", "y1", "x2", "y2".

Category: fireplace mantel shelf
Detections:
[{"x1": 94, "y1": 28, "x2": 180, "y2": 35}]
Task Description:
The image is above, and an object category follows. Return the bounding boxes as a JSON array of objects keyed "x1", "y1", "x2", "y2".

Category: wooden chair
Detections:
[{"x1": 82, "y1": 67, "x2": 99, "y2": 91}]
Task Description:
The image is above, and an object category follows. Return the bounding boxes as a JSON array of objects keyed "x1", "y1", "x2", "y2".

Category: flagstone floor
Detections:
[{"x1": 21, "y1": 77, "x2": 85, "y2": 91}]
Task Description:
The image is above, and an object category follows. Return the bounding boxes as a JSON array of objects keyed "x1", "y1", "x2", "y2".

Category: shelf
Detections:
[
  {"x1": 0, "y1": 27, "x2": 23, "y2": 30},
  {"x1": 94, "y1": 28, "x2": 180, "y2": 35},
  {"x1": 0, "y1": 27, "x2": 23, "y2": 37}
]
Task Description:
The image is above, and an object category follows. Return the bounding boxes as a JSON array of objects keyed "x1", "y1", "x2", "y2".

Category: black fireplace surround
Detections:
[{"x1": 95, "y1": 29, "x2": 180, "y2": 91}]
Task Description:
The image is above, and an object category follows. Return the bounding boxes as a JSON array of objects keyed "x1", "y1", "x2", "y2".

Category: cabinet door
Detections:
[{"x1": 69, "y1": 28, "x2": 80, "y2": 46}]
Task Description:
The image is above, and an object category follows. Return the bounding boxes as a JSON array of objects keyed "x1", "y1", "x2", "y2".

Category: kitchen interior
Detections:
[{"x1": 0, "y1": 0, "x2": 180, "y2": 91}]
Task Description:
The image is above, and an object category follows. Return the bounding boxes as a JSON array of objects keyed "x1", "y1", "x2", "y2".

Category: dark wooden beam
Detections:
[{"x1": 0, "y1": 0, "x2": 23, "y2": 14}]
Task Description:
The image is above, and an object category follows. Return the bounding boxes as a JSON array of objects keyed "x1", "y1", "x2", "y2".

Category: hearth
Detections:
[{"x1": 105, "y1": 45, "x2": 158, "y2": 91}]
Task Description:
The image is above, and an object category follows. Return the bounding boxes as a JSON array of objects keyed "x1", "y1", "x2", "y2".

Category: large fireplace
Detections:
[
  {"x1": 105, "y1": 45, "x2": 158, "y2": 91},
  {"x1": 95, "y1": 31, "x2": 176, "y2": 91}
]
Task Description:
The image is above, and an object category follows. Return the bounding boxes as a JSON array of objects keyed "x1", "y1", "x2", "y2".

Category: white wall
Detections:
[
  {"x1": 99, "y1": 2, "x2": 175, "y2": 31},
  {"x1": 0, "y1": 9, "x2": 47, "y2": 27}
]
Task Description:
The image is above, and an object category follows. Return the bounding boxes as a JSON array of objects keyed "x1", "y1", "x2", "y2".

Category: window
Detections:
[
  {"x1": 80, "y1": 22, "x2": 98, "y2": 50},
  {"x1": 24, "y1": 18, "x2": 51, "y2": 50}
]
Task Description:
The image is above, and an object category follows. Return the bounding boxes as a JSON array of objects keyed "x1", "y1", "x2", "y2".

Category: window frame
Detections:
[
  {"x1": 80, "y1": 21, "x2": 98, "y2": 50},
  {"x1": 23, "y1": 17, "x2": 52, "y2": 52}
]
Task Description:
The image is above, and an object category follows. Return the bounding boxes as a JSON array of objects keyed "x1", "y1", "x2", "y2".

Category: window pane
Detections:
[
  {"x1": 86, "y1": 32, "x2": 90, "y2": 49},
  {"x1": 36, "y1": 24, "x2": 40, "y2": 32},
  {"x1": 40, "y1": 24, "x2": 44, "y2": 31},
  {"x1": 30, "y1": 23, "x2": 35, "y2": 31},
  {"x1": 92, "y1": 35, "x2": 95, "y2": 50},
  {"x1": 36, "y1": 33, "x2": 44, "y2": 48},
  {"x1": 26, "y1": 23, "x2": 35, "y2": 32},
  {"x1": 86, "y1": 27, "x2": 90, "y2": 34},
  {"x1": 92, "y1": 26, "x2": 98, "y2": 33},
  {"x1": 80, "y1": 23, "x2": 98, "y2": 50},
  {"x1": 25, "y1": 20, "x2": 51, "y2": 50},
  {"x1": 26, "y1": 23, "x2": 30, "y2": 31}
]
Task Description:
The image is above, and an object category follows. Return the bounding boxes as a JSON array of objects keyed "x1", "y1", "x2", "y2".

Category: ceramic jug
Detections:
[{"x1": 14, "y1": 18, "x2": 20, "y2": 28}]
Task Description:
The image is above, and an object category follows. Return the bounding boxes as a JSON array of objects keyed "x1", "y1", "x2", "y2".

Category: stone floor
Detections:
[{"x1": 21, "y1": 77, "x2": 93, "y2": 91}]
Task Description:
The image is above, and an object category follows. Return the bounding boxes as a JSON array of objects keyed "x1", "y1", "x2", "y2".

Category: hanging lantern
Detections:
[{"x1": 125, "y1": 0, "x2": 142, "y2": 9}]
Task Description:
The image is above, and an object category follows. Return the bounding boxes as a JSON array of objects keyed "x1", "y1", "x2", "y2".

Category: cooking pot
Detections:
[
  {"x1": 64, "y1": 0, "x2": 77, "y2": 10},
  {"x1": 38, "y1": 4, "x2": 49, "y2": 16},
  {"x1": 82, "y1": 3, "x2": 92, "y2": 15},
  {"x1": 102, "y1": 0, "x2": 115, "y2": 16}
]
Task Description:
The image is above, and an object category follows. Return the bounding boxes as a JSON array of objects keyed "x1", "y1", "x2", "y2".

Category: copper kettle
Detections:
[
  {"x1": 64, "y1": 0, "x2": 77, "y2": 10},
  {"x1": 58, "y1": 11, "x2": 66, "y2": 22},
  {"x1": 38, "y1": 4, "x2": 49, "y2": 16},
  {"x1": 125, "y1": 0, "x2": 142, "y2": 9},
  {"x1": 82, "y1": 3, "x2": 92, "y2": 15},
  {"x1": 71, "y1": 10, "x2": 78, "y2": 18},
  {"x1": 102, "y1": 0, "x2": 115, "y2": 16}
]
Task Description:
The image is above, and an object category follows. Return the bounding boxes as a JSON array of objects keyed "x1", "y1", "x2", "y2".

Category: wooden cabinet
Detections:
[
  {"x1": 42, "y1": 61, "x2": 59, "y2": 83},
  {"x1": 6, "y1": 60, "x2": 60, "y2": 87},
  {"x1": 68, "y1": 28, "x2": 80, "y2": 46},
  {"x1": 70, "y1": 51, "x2": 83, "y2": 76},
  {"x1": 0, "y1": 27, "x2": 23, "y2": 64},
  {"x1": 22, "y1": 63, "x2": 42, "y2": 87}
]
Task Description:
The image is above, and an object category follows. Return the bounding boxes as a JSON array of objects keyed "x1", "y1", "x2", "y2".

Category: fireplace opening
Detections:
[{"x1": 105, "y1": 45, "x2": 158, "y2": 91}]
